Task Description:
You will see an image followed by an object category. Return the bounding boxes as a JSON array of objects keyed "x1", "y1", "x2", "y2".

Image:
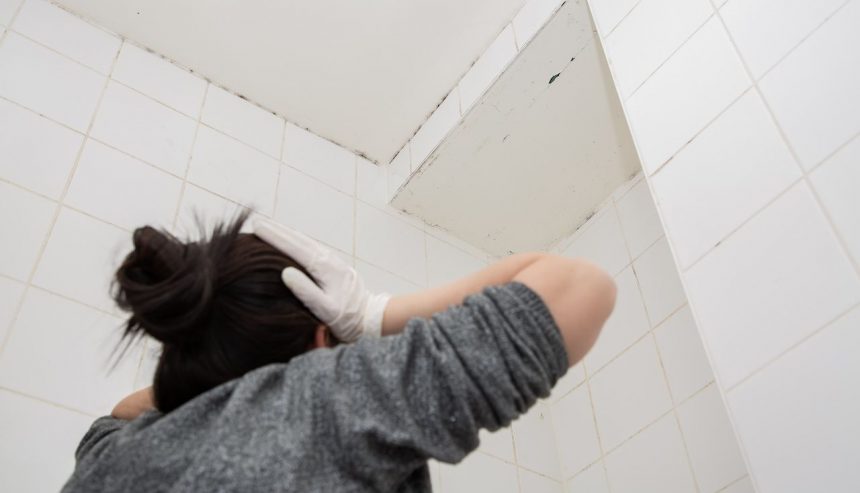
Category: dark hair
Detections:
[{"x1": 113, "y1": 212, "x2": 323, "y2": 412}]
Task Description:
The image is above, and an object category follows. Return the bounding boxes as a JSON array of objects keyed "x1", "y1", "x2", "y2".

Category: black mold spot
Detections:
[
  {"x1": 570, "y1": 56, "x2": 576, "y2": 61},
  {"x1": 548, "y1": 72, "x2": 561, "y2": 84}
]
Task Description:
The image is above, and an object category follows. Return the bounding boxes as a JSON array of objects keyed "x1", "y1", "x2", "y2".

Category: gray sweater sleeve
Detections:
[
  {"x1": 317, "y1": 281, "x2": 569, "y2": 477},
  {"x1": 68, "y1": 282, "x2": 568, "y2": 492}
]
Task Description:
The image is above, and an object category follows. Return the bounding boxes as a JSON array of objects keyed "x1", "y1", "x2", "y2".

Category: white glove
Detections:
[{"x1": 253, "y1": 219, "x2": 390, "y2": 342}]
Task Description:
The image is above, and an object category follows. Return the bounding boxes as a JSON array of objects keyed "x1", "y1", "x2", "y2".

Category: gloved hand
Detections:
[{"x1": 253, "y1": 219, "x2": 390, "y2": 342}]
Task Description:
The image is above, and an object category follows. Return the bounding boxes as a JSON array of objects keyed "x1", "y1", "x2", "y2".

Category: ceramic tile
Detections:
[
  {"x1": 520, "y1": 468, "x2": 565, "y2": 493},
  {"x1": 585, "y1": 267, "x2": 650, "y2": 373},
  {"x1": 90, "y1": 81, "x2": 196, "y2": 176},
  {"x1": 0, "y1": 390, "x2": 93, "y2": 492},
  {"x1": 12, "y1": 0, "x2": 120, "y2": 73},
  {"x1": 684, "y1": 182, "x2": 860, "y2": 387},
  {"x1": 758, "y1": 1, "x2": 860, "y2": 168},
  {"x1": 111, "y1": 42, "x2": 206, "y2": 118},
  {"x1": 0, "y1": 98, "x2": 83, "y2": 198},
  {"x1": 355, "y1": 202, "x2": 425, "y2": 285},
  {"x1": 512, "y1": 402, "x2": 562, "y2": 479},
  {"x1": 410, "y1": 90, "x2": 460, "y2": 168},
  {"x1": 274, "y1": 164, "x2": 354, "y2": 254},
  {"x1": 355, "y1": 260, "x2": 421, "y2": 296},
  {"x1": 512, "y1": 0, "x2": 564, "y2": 48},
  {"x1": 561, "y1": 206, "x2": 630, "y2": 276},
  {"x1": 0, "y1": 181, "x2": 56, "y2": 281},
  {"x1": 615, "y1": 179, "x2": 663, "y2": 259},
  {"x1": 437, "y1": 452, "x2": 519, "y2": 493},
  {"x1": 721, "y1": 0, "x2": 847, "y2": 78},
  {"x1": 0, "y1": 288, "x2": 139, "y2": 415},
  {"x1": 65, "y1": 140, "x2": 182, "y2": 230},
  {"x1": 426, "y1": 235, "x2": 485, "y2": 286},
  {"x1": 604, "y1": 413, "x2": 696, "y2": 493},
  {"x1": 653, "y1": 306, "x2": 713, "y2": 402},
  {"x1": 202, "y1": 85, "x2": 284, "y2": 157},
  {"x1": 478, "y1": 427, "x2": 515, "y2": 463},
  {"x1": 632, "y1": 238, "x2": 686, "y2": 326},
  {"x1": 458, "y1": 25, "x2": 517, "y2": 112},
  {"x1": 588, "y1": 0, "x2": 641, "y2": 35},
  {"x1": 551, "y1": 385, "x2": 602, "y2": 478},
  {"x1": 356, "y1": 156, "x2": 387, "y2": 208},
  {"x1": 677, "y1": 384, "x2": 747, "y2": 493},
  {"x1": 625, "y1": 17, "x2": 750, "y2": 174},
  {"x1": 0, "y1": 276, "x2": 25, "y2": 345},
  {"x1": 32, "y1": 207, "x2": 129, "y2": 312},
  {"x1": 651, "y1": 90, "x2": 801, "y2": 268},
  {"x1": 727, "y1": 305, "x2": 860, "y2": 493},
  {"x1": 809, "y1": 135, "x2": 860, "y2": 265},
  {"x1": 186, "y1": 126, "x2": 279, "y2": 216},
  {"x1": 566, "y1": 462, "x2": 610, "y2": 493},
  {"x1": 282, "y1": 121, "x2": 355, "y2": 194},
  {"x1": 604, "y1": 0, "x2": 712, "y2": 99},
  {"x1": 589, "y1": 337, "x2": 673, "y2": 450},
  {"x1": 0, "y1": 32, "x2": 105, "y2": 131}
]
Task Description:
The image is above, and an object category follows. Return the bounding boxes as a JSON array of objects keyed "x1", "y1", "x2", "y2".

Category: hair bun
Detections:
[{"x1": 114, "y1": 226, "x2": 213, "y2": 346}]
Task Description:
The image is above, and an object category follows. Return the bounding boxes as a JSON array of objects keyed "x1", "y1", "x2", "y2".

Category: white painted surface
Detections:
[
  {"x1": 394, "y1": 0, "x2": 639, "y2": 255},
  {"x1": 54, "y1": 0, "x2": 530, "y2": 163}
]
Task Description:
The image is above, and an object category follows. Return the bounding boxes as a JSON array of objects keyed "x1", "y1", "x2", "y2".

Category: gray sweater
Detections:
[{"x1": 61, "y1": 282, "x2": 568, "y2": 492}]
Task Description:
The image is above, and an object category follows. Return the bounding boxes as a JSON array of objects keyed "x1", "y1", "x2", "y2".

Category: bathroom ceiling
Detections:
[
  {"x1": 391, "y1": 1, "x2": 641, "y2": 255},
  {"x1": 54, "y1": 0, "x2": 527, "y2": 163}
]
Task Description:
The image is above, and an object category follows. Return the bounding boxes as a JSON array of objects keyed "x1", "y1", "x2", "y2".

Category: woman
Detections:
[{"x1": 61, "y1": 213, "x2": 616, "y2": 492}]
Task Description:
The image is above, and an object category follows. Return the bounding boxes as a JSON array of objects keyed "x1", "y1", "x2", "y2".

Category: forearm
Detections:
[{"x1": 381, "y1": 252, "x2": 547, "y2": 335}]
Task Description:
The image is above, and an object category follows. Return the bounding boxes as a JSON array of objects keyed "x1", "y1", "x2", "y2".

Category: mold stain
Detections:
[{"x1": 548, "y1": 72, "x2": 561, "y2": 84}]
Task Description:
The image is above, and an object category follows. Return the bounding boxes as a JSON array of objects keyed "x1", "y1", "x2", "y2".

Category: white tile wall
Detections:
[
  {"x1": 65, "y1": 140, "x2": 183, "y2": 230},
  {"x1": 0, "y1": 181, "x2": 56, "y2": 281},
  {"x1": 548, "y1": 364, "x2": 585, "y2": 403},
  {"x1": 653, "y1": 306, "x2": 713, "y2": 402},
  {"x1": 625, "y1": 17, "x2": 750, "y2": 174},
  {"x1": 426, "y1": 235, "x2": 486, "y2": 286},
  {"x1": 91, "y1": 81, "x2": 197, "y2": 176},
  {"x1": 438, "y1": 452, "x2": 519, "y2": 493},
  {"x1": 355, "y1": 203, "x2": 426, "y2": 285},
  {"x1": 809, "y1": 135, "x2": 860, "y2": 264},
  {"x1": 174, "y1": 184, "x2": 247, "y2": 238},
  {"x1": 560, "y1": 206, "x2": 630, "y2": 276},
  {"x1": 0, "y1": 0, "x2": 22, "y2": 25},
  {"x1": 202, "y1": 85, "x2": 284, "y2": 157},
  {"x1": 604, "y1": 0, "x2": 712, "y2": 99},
  {"x1": 757, "y1": 0, "x2": 860, "y2": 169},
  {"x1": 0, "y1": 32, "x2": 105, "y2": 131},
  {"x1": 585, "y1": 267, "x2": 650, "y2": 373},
  {"x1": 0, "y1": 390, "x2": 93, "y2": 492},
  {"x1": 12, "y1": 0, "x2": 119, "y2": 74},
  {"x1": 677, "y1": 384, "x2": 746, "y2": 493},
  {"x1": 0, "y1": 98, "x2": 83, "y2": 198},
  {"x1": 519, "y1": 468, "x2": 564, "y2": 493},
  {"x1": 684, "y1": 182, "x2": 860, "y2": 387},
  {"x1": 512, "y1": 0, "x2": 563, "y2": 49},
  {"x1": 589, "y1": 337, "x2": 673, "y2": 451},
  {"x1": 604, "y1": 413, "x2": 697, "y2": 493},
  {"x1": 512, "y1": 403, "x2": 562, "y2": 479},
  {"x1": 651, "y1": 90, "x2": 801, "y2": 268},
  {"x1": 720, "y1": 0, "x2": 847, "y2": 79},
  {"x1": 588, "y1": 0, "x2": 640, "y2": 34},
  {"x1": 727, "y1": 305, "x2": 860, "y2": 493},
  {"x1": 0, "y1": 276, "x2": 25, "y2": 344},
  {"x1": 632, "y1": 238, "x2": 686, "y2": 325},
  {"x1": 0, "y1": 288, "x2": 139, "y2": 415},
  {"x1": 274, "y1": 164, "x2": 354, "y2": 254},
  {"x1": 720, "y1": 477, "x2": 755, "y2": 493},
  {"x1": 187, "y1": 125, "x2": 279, "y2": 215},
  {"x1": 615, "y1": 179, "x2": 663, "y2": 258},
  {"x1": 356, "y1": 156, "x2": 388, "y2": 208},
  {"x1": 551, "y1": 385, "x2": 601, "y2": 478},
  {"x1": 565, "y1": 462, "x2": 610, "y2": 493},
  {"x1": 458, "y1": 25, "x2": 517, "y2": 113},
  {"x1": 410, "y1": 90, "x2": 461, "y2": 168},
  {"x1": 282, "y1": 121, "x2": 355, "y2": 194},
  {"x1": 355, "y1": 260, "x2": 421, "y2": 295},
  {"x1": 32, "y1": 207, "x2": 129, "y2": 312},
  {"x1": 111, "y1": 42, "x2": 206, "y2": 118},
  {"x1": 478, "y1": 427, "x2": 516, "y2": 462}
]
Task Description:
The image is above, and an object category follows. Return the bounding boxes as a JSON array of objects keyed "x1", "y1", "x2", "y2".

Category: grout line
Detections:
[
  {"x1": 716, "y1": 474, "x2": 751, "y2": 492},
  {"x1": 602, "y1": 0, "x2": 646, "y2": 39},
  {"x1": 623, "y1": 11, "x2": 717, "y2": 102},
  {"x1": 0, "y1": 385, "x2": 100, "y2": 419},
  {"x1": 726, "y1": 298, "x2": 860, "y2": 394},
  {"x1": 0, "y1": 37, "x2": 121, "y2": 357},
  {"x1": 170, "y1": 81, "x2": 208, "y2": 231},
  {"x1": 742, "y1": 0, "x2": 853, "y2": 84},
  {"x1": 5, "y1": 27, "x2": 114, "y2": 76}
]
